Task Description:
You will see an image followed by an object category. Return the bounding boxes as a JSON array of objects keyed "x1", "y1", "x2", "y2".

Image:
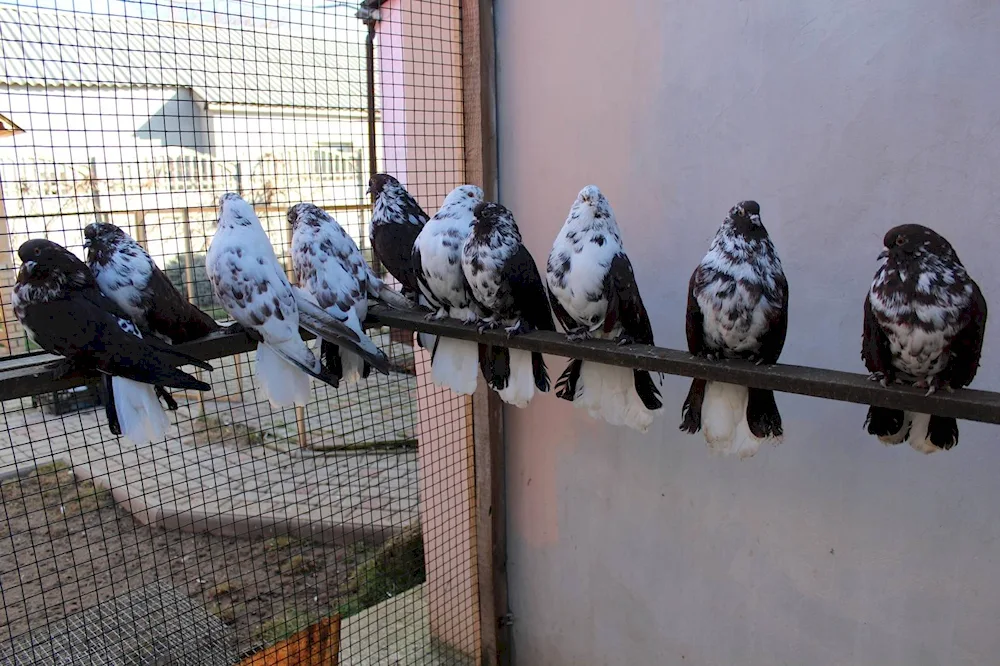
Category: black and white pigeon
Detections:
[
  {"x1": 545, "y1": 185, "x2": 663, "y2": 432},
  {"x1": 412, "y1": 184, "x2": 486, "y2": 395},
  {"x1": 289, "y1": 202, "x2": 390, "y2": 385},
  {"x1": 368, "y1": 173, "x2": 429, "y2": 303},
  {"x1": 206, "y1": 193, "x2": 390, "y2": 409},
  {"x1": 84, "y1": 221, "x2": 220, "y2": 409},
  {"x1": 12, "y1": 238, "x2": 214, "y2": 445},
  {"x1": 461, "y1": 201, "x2": 554, "y2": 407},
  {"x1": 369, "y1": 173, "x2": 436, "y2": 350},
  {"x1": 680, "y1": 201, "x2": 788, "y2": 458},
  {"x1": 862, "y1": 224, "x2": 987, "y2": 453}
]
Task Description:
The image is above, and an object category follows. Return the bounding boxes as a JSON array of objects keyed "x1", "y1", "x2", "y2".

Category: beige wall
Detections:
[{"x1": 496, "y1": 0, "x2": 1000, "y2": 664}]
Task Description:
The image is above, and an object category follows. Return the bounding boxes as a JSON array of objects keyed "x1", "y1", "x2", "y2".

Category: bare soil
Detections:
[{"x1": 0, "y1": 463, "x2": 373, "y2": 656}]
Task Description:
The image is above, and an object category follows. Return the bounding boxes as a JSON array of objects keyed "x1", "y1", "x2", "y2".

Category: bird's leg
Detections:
[
  {"x1": 867, "y1": 370, "x2": 891, "y2": 387},
  {"x1": 462, "y1": 311, "x2": 480, "y2": 326},
  {"x1": 566, "y1": 326, "x2": 591, "y2": 342},
  {"x1": 616, "y1": 333, "x2": 634, "y2": 347},
  {"x1": 915, "y1": 376, "x2": 945, "y2": 397},
  {"x1": 505, "y1": 319, "x2": 530, "y2": 338},
  {"x1": 477, "y1": 315, "x2": 502, "y2": 334},
  {"x1": 424, "y1": 307, "x2": 449, "y2": 322}
]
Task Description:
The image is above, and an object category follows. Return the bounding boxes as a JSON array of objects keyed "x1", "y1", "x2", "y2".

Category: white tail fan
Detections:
[
  {"x1": 338, "y1": 309, "x2": 368, "y2": 385},
  {"x1": 112, "y1": 376, "x2": 170, "y2": 445},
  {"x1": 906, "y1": 413, "x2": 938, "y2": 454},
  {"x1": 574, "y1": 362, "x2": 658, "y2": 433},
  {"x1": 340, "y1": 349, "x2": 366, "y2": 385},
  {"x1": 496, "y1": 349, "x2": 536, "y2": 408},
  {"x1": 257, "y1": 342, "x2": 311, "y2": 408},
  {"x1": 431, "y1": 338, "x2": 479, "y2": 395},
  {"x1": 702, "y1": 381, "x2": 760, "y2": 459}
]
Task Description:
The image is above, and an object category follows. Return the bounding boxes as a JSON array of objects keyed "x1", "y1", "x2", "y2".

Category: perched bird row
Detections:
[
  {"x1": 12, "y1": 194, "x2": 407, "y2": 445},
  {"x1": 368, "y1": 176, "x2": 987, "y2": 457},
  {"x1": 11, "y1": 179, "x2": 986, "y2": 458}
]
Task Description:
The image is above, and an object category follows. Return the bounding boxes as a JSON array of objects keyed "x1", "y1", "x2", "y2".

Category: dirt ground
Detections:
[{"x1": 0, "y1": 463, "x2": 380, "y2": 656}]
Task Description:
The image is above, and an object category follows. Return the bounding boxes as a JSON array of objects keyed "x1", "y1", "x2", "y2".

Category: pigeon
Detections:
[
  {"x1": 369, "y1": 173, "x2": 437, "y2": 350},
  {"x1": 462, "y1": 201, "x2": 554, "y2": 407},
  {"x1": 368, "y1": 173, "x2": 430, "y2": 302},
  {"x1": 862, "y1": 224, "x2": 987, "y2": 453},
  {"x1": 412, "y1": 184, "x2": 486, "y2": 396},
  {"x1": 12, "y1": 238, "x2": 214, "y2": 445},
  {"x1": 545, "y1": 185, "x2": 663, "y2": 432},
  {"x1": 289, "y1": 202, "x2": 389, "y2": 385},
  {"x1": 680, "y1": 201, "x2": 788, "y2": 458},
  {"x1": 84, "y1": 221, "x2": 220, "y2": 410},
  {"x1": 206, "y1": 193, "x2": 390, "y2": 409}
]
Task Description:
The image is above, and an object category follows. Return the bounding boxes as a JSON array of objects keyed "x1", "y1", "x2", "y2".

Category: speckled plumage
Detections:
[
  {"x1": 862, "y1": 224, "x2": 987, "y2": 453},
  {"x1": 208, "y1": 194, "x2": 388, "y2": 408},
  {"x1": 545, "y1": 185, "x2": 662, "y2": 432},
  {"x1": 412, "y1": 185, "x2": 486, "y2": 396},
  {"x1": 462, "y1": 201, "x2": 554, "y2": 407},
  {"x1": 290, "y1": 202, "x2": 386, "y2": 385},
  {"x1": 368, "y1": 173, "x2": 429, "y2": 300},
  {"x1": 13, "y1": 238, "x2": 212, "y2": 444},
  {"x1": 681, "y1": 201, "x2": 788, "y2": 458}
]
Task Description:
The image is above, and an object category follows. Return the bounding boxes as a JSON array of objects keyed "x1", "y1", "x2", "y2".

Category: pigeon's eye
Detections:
[
  {"x1": 33, "y1": 247, "x2": 41, "y2": 257},
  {"x1": 895, "y1": 235, "x2": 906, "y2": 247},
  {"x1": 467, "y1": 192, "x2": 475, "y2": 198}
]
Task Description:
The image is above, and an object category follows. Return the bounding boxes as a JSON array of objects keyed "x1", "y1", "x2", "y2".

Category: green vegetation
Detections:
[{"x1": 337, "y1": 522, "x2": 425, "y2": 617}]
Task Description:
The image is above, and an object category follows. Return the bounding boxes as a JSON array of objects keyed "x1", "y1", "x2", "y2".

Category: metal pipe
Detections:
[{"x1": 365, "y1": 16, "x2": 382, "y2": 275}]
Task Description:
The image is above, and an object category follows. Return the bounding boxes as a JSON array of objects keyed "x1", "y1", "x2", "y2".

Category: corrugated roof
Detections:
[{"x1": 0, "y1": 7, "x2": 369, "y2": 110}]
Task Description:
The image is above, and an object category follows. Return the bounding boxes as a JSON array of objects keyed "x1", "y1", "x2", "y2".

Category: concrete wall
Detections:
[{"x1": 495, "y1": 1, "x2": 1000, "y2": 664}]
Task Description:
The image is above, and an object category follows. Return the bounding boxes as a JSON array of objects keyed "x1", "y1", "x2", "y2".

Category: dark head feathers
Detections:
[
  {"x1": 730, "y1": 200, "x2": 761, "y2": 219},
  {"x1": 882, "y1": 224, "x2": 957, "y2": 258},
  {"x1": 368, "y1": 173, "x2": 400, "y2": 197},
  {"x1": 473, "y1": 201, "x2": 507, "y2": 220},
  {"x1": 83, "y1": 221, "x2": 126, "y2": 246},
  {"x1": 19, "y1": 238, "x2": 79, "y2": 266},
  {"x1": 287, "y1": 202, "x2": 326, "y2": 229}
]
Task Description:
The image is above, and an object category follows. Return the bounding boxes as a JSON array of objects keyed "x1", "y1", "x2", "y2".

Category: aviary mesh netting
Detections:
[{"x1": 0, "y1": 1, "x2": 478, "y2": 662}]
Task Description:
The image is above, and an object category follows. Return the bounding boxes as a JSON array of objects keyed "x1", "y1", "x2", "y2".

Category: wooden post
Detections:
[
  {"x1": 464, "y1": 0, "x2": 509, "y2": 664},
  {"x1": 180, "y1": 208, "x2": 206, "y2": 417}
]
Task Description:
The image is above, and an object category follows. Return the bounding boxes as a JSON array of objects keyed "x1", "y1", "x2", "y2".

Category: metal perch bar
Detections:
[{"x1": 1, "y1": 305, "x2": 999, "y2": 425}]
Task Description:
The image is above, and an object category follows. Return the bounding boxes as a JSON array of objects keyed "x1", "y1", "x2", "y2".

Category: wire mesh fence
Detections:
[{"x1": 0, "y1": 1, "x2": 478, "y2": 663}]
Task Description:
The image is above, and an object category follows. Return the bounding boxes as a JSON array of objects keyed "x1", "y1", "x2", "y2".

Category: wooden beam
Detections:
[
  {"x1": 463, "y1": 0, "x2": 508, "y2": 663},
  {"x1": 3, "y1": 306, "x2": 1000, "y2": 425}
]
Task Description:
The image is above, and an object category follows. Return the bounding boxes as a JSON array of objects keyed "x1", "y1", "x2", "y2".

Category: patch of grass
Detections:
[
  {"x1": 2, "y1": 462, "x2": 111, "y2": 517},
  {"x1": 337, "y1": 522, "x2": 425, "y2": 617},
  {"x1": 194, "y1": 414, "x2": 268, "y2": 448},
  {"x1": 207, "y1": 579, "x2": 241, "y2": 600},
  {"x1": 263, "y1": 535, "x2": 300, "y2": 551},
  {"x1": 252, "y1": 608, "x2": 320, "y2": 645},
  {"x1": 278, "y1": 554, "x2": 317, "y2": 576}
]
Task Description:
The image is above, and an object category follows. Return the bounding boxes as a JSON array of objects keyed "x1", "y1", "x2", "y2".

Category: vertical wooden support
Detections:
[
  {"x1": 463, "y1": 1, "x2": 509, "y2": 664},
  {"x1": 180, "y1": 208, "x2": 206, "y2": 417}
]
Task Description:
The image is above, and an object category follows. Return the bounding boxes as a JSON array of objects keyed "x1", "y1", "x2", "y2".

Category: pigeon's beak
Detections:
[
  {"x1": 365, "y1": 185, "x2": 371, "y2": 196},
  {"x1": 749, "y1": 214, "x2": 762, "y2": 225},
  {"x1": 22, "y1": 260, "x2": 36, "y2": 277},
  {"x1": 877, "y1": 249, "x2": 889, "y2": 261}
]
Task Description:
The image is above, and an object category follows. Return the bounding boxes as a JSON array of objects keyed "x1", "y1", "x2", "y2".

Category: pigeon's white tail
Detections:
[
  {"x1": 702, "y1": 381, "x2": 760, "y2": 459},
  {"x1": 905, "y1": 413, "x2": 937, "y2": 454},
  {"x1": 112, "y1": 376, "x2": 170, "y2": 446},
  {"x1": 338, "y1": 310, "x2": 367, "y2": 385},
  {"x1": 497, "y1": 349, "x2": 536, "y2": 408},
  {"x1": 575, "y1": 362, "x2": 657, "y2": 433},
  {"x1": 431, "y1": 338, "x2": 479, "y2": 395},
  {"x1": 257, "y1": 342, "x2": 311, "y2": 408}
]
